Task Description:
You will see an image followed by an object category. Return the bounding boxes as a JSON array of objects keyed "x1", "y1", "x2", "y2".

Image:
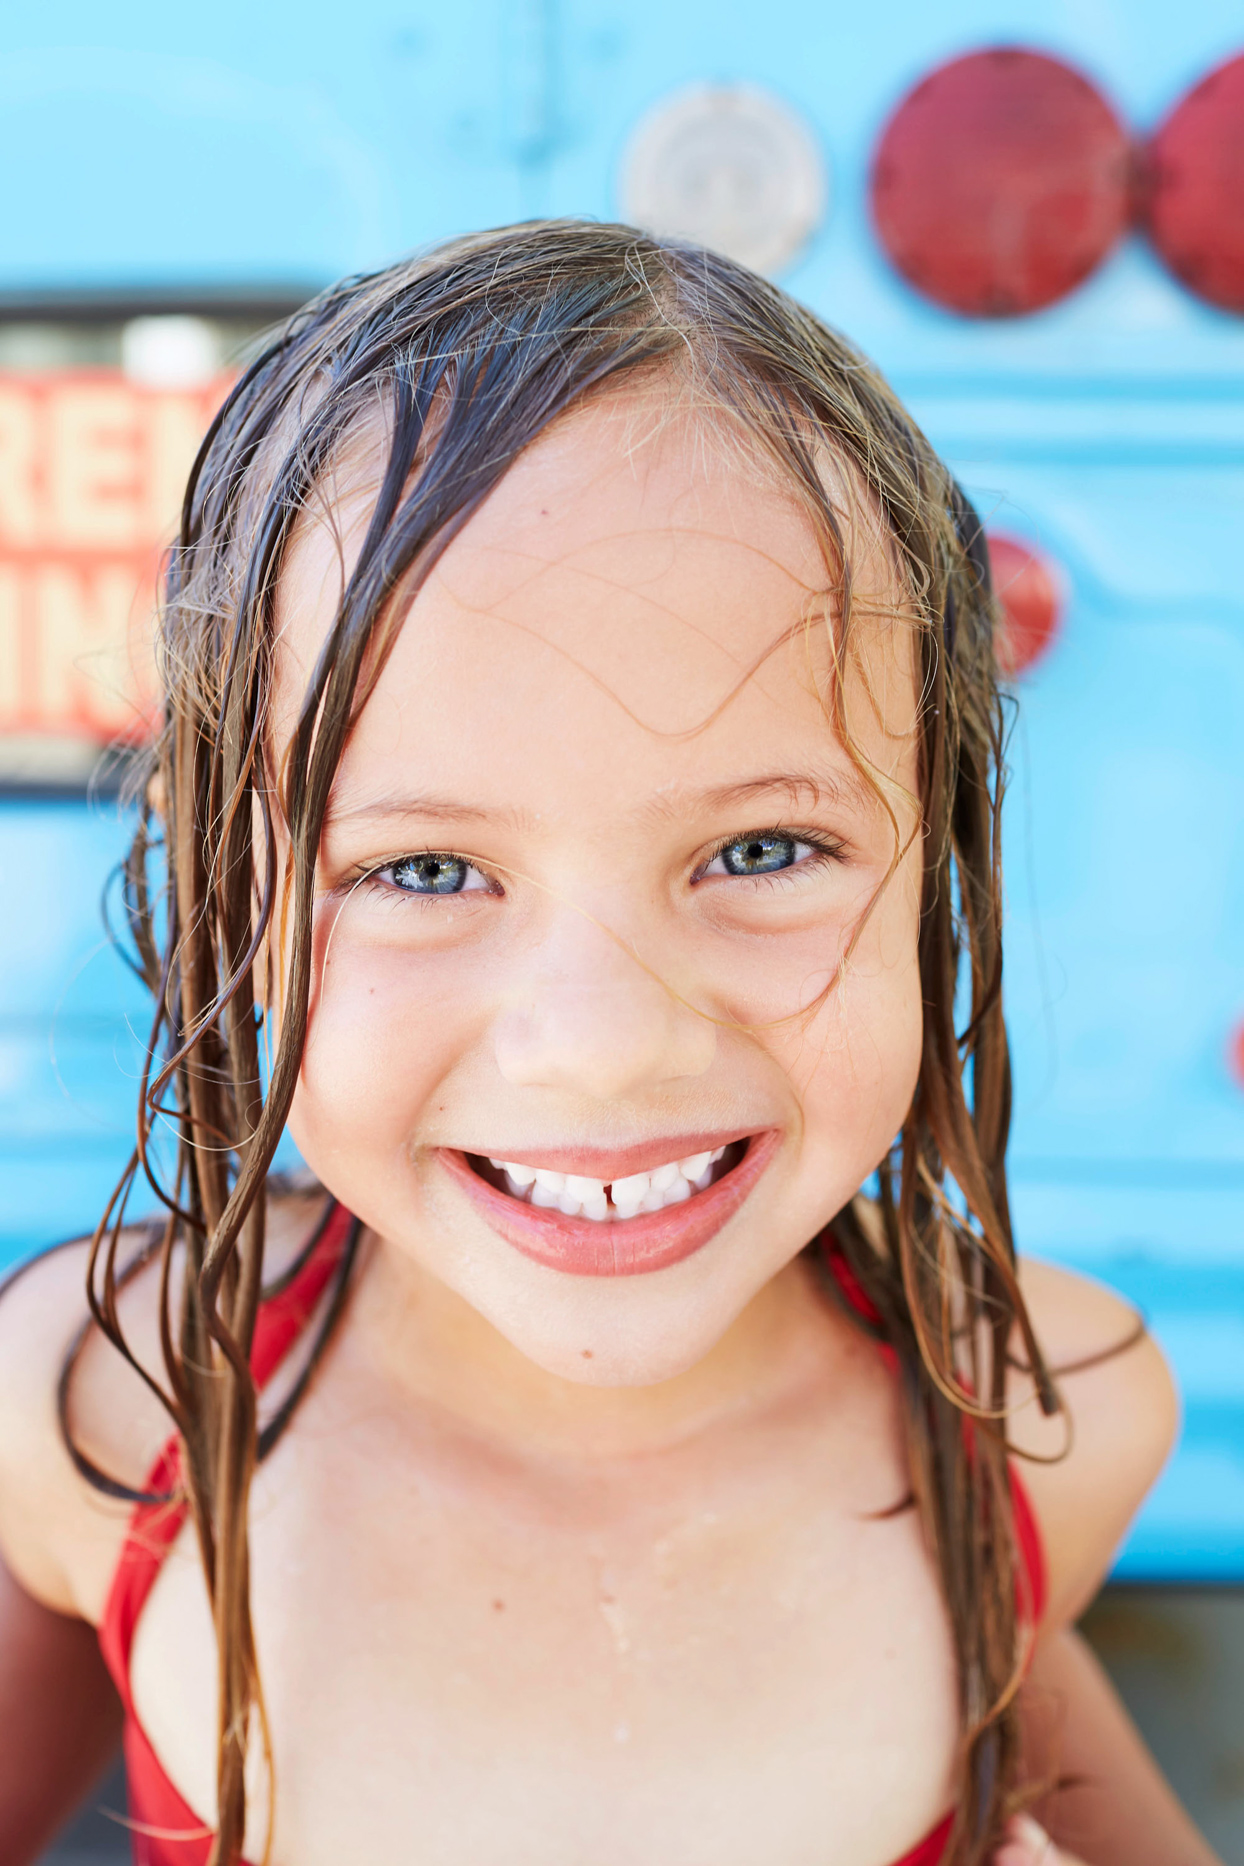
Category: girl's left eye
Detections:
[
  {"x1": 383, "y1": 853, "x2": 490, "y2": 896},
  {"x1": 701, "y1": 832, "x2": 826, "y2": 880}
]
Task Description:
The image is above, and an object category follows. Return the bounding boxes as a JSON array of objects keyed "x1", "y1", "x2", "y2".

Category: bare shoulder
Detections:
[
  {"x1": 0, "y1": 1183, "x2": 326, "y2": 1622},
  {"x1": 1009, "y1": 1256, "x2": 1178, "y2": 1628},
  {"x1": 0, "y1": 1232, "x2": 145, "y2": 1617}
]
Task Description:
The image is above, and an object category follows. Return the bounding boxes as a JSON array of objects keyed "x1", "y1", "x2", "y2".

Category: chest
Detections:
[{"x1": 128, "y1": 1405, "x2": 959, "y2": 1866}]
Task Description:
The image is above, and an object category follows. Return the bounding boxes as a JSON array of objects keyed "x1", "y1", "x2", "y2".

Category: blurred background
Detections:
[{"x1": 0, "y1": 0, "x2": 1240, "y2": 1858}]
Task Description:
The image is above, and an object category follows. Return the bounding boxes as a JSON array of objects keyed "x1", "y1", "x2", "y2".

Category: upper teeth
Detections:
[{"x1": 487, "y1": 1147, "x2": 727, "y2": 1221}]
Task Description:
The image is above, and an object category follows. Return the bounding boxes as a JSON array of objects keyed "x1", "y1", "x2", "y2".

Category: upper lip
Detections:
[{"x1": 456, "y1": 1128, "x2": 764, "y2": 1181}]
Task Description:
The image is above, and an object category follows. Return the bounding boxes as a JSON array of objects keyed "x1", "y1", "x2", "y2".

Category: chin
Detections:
[{"x1": 460, "y1": 1251, "x2": 771, "y2": 1390}]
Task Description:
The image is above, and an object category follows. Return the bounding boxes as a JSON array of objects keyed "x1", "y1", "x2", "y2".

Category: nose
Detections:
[{"x1": 493, "y1": 907, "x2": 717, "y2": 1099}]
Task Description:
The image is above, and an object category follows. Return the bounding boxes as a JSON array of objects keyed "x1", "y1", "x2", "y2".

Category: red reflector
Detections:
[
  {"x1": 1143, "y1": 53, "x2": 1244, "y2": 314},
  {"x1": 986, "y1": 534, "x2": 1063, "y2": 676},
  {"x1": 1230, "y1": 1020, "x2": 1244, "y2": 1092},
  {"x1": 871, "y1": 48, "x2": 1132, "y2": 316}
]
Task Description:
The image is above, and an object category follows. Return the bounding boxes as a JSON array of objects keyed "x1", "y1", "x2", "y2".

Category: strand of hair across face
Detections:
[{"x1": 82, "y1": 222, "x2": 1063, "y2": 1864}]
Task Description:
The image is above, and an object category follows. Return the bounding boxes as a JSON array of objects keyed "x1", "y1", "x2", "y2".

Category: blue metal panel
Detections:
[
  {"x1": 0, "y1": 800, "x2": 147, "y2": 1255},
  {"x1": 0, "y1": 0, "x2": 1241, "y2": 1577},
  {"x1": 0, "y1": 0, "x2": 1238, "y2": 332},
  {"x1": 0, "y1": 802, "x2": 302, "y2": 1260}
]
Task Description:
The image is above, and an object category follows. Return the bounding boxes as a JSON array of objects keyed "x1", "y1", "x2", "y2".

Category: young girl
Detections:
[{"x1": 0, "y1": 223, "x2": 1221, "y2": 1866}]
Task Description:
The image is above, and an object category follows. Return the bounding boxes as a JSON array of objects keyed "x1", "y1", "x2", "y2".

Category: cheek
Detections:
[
  {"x1": 770, "y1": 883, "x2": 923, "y2": 1166},
  {"x1": 286, "y1": 942, "x2": 472, "y2": 1167}
]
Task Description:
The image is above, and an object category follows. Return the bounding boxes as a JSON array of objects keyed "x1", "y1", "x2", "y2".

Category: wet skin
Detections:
[
  {"x1": 275, "y1": 391, "x2": 926, "y2": 1393},
  {"x1": 0, "y1": 387, "x2": 1196, "y2": 1866}
]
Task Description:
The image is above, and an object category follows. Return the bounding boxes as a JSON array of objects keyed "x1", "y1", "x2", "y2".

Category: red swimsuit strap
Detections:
[
  {"x1": 98, "y1": 1200, "x2": 357, "y2": 1706},
  {"x1": 96, "y1": 1216, "x2": 1031, "y2": 1866}
]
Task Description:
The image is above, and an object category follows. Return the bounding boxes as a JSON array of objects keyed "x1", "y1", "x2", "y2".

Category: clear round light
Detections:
[{"x1": 619, "y1": 83, "x2": 828, "y2": 278}]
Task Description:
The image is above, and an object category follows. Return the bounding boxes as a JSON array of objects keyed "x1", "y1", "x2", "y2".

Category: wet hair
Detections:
[{"x1": 79, "y1": 220, "x2": 1060, "y2": 1864}]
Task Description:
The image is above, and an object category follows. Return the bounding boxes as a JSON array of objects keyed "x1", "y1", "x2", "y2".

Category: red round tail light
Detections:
[
  {"x1": 1143, "y1": 53, "x2": 1244, "y2": 314},
  {"x1": 871, "y1": 49, "x2": 1132, "y2": 316},
  {"x1": 986, "y1": 534, "x2": 1063, "y2": 676}
]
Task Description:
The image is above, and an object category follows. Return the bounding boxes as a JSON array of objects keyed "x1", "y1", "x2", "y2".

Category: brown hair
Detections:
[{"x1": 81, "y1": 220, "x2": 1058, "y2": 1864}]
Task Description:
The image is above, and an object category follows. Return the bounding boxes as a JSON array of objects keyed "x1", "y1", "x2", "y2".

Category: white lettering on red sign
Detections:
[{"x1": 0, "y1": 373, "x2": 227, "y2": 741}]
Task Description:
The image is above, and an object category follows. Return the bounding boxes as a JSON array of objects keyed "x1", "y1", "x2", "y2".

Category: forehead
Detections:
[{"x1": 272, "y1": 389, "x2": 919, "y2": 818}]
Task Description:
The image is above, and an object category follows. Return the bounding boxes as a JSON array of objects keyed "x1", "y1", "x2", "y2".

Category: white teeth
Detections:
[
  {"x1": 564, "y1": 1174, "x2": 606, "y2": 1203},
  {"x1": 610, "y1": 1171, "x2": 651, "y2": 1206},
  {"x1": 484, "y1": 1143, "x2": 737, "y2": 1222}
]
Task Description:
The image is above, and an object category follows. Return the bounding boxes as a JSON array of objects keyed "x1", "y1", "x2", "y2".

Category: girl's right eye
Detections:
[{"x1": 382, "y1": 853, "x2": 490, "y2": 896}]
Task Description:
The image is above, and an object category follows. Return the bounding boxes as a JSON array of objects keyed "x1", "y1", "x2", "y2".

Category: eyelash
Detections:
[
  {"x1": 350, "y1": 826, "x2": 846, "y2": 904},
  {"x1": 353, "y1": 854, "x2": 496, "y2": 903},
  {"x1": 694, "y1": 828, "x2": 848, "y2": 886}
]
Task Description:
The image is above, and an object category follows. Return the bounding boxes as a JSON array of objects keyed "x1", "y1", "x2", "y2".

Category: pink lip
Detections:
[{"x1": 437, "y1": 1129, "x2": 782, "y2": 1277}]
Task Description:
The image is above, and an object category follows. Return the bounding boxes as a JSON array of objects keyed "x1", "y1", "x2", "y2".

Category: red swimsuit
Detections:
[{"x1": 96, "y1": 1205, "x2": 1045, "y2": 1866}]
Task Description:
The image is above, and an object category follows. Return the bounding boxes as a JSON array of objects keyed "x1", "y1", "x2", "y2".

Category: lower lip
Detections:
[{"x1": 437, "y1": 1131, "x2": 781, "y2": 1277}]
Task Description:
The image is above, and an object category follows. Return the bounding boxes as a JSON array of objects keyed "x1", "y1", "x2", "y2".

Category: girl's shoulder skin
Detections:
[
  {"x1": 1009, "y1": 1257, "x2": 1177, "y2": 1631},
  {"x1": 0, "y1": 1208, "x2": 1195, "y2": 1866},
  {"x1": 0, "y1": 1188, "x2": 327, "y2": 1623},
  {"x1": 0, "y1": 1216, "x2": 1174, "y2": 1638},
  {"x1": 0, "y1": 363, "x2": 1190, "y2": 1862}
]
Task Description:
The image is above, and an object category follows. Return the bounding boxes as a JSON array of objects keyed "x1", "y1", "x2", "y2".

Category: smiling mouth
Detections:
[
  {"x1": 466, "y1": 1141, "x2": 746, "y2": 1220},
  {"x1": 439, "y1": 1131, "x2": 777, "y2": 1277}
]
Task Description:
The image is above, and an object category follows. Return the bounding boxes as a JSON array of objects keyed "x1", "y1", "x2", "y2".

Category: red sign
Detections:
[{"x1": 0, "y1": 373, "x2": 227, "y2": 743}]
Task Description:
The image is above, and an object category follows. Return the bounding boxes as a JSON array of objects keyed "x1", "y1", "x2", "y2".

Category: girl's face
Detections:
[{"x1": 274, "y1": 392, "x2": 924, "y2": 1386}]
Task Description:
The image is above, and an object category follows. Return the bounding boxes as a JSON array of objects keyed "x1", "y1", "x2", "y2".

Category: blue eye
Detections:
[
  {"x1": 714, "y1": 834, "x2": 803, "y2": 877},
  {"x1": 389, "y1": 854, "x2": 476, "y2": 895}
]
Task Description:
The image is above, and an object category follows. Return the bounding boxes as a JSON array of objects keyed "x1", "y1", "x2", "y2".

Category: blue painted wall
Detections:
[{"x1": 1, "y1": 0, "x2": 1241, "y2": 1577}]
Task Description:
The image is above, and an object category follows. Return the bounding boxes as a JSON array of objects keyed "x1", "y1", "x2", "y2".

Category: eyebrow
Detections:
[
  {"x1": 325, "y1": 794, "x2": 536, "y2": 832},
  {"x1": 327, "y1": 768, "x2": 878, "y2": 835},
  {"x1": 649, "y1": 768, "x2": 880, "y2": 823}
]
